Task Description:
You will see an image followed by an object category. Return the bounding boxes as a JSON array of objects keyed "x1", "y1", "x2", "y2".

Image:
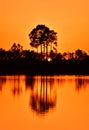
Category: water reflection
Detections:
[
  {"x1": 0, "y1": 75, "x2": 89, "y2": 114},
  {"x1": 11, "y1": 75, "x2": 22, "y2": 96},
  {"x1": 75, "y1": 77, "x2": 89, "y2": 91},
  {"x1": 25, "y1": 76, "x2": 35, "y2": 90},
  {"x1": 0, "y1": 75, "x2": 89, "y2": 130},
  {"x1": 0, "y1": 76, "x2": 6, "y2": 91},
  {"x1": 29, "y1": 76, "x2": 56, "y2": 115}
]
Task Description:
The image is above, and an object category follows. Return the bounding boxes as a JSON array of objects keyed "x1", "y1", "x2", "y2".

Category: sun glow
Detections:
[
  {"x1": 48, "y1": 57, "x2": 52, "y2": 62},
  {"x1": 0, "y1": 0, "x2": 89, "y2": 52}
]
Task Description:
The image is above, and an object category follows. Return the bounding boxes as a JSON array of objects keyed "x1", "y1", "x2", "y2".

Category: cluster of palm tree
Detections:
[{"x1": 29, "y1": 24, "x2": 57, "y2": 61}]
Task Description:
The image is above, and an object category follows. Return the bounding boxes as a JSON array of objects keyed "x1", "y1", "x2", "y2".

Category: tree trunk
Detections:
[
  {"x1": 41, "y1": 44, "x2": 42, "y2": 60},
  {"x1": 46, "y1": 43, "x2": 48, "y2": 61},
  {"x1": 50, "y1": 42, "x2": 52, "y2": 52},
  {"x1": 37, "y1": 46, "x2": 38, "y2": 54},
  {"x1": 45, "y1": 42, "x2": 48, "y2": 61},
  {"x1": 44, "y1": 43, "x2": 45, "y2": 59}
]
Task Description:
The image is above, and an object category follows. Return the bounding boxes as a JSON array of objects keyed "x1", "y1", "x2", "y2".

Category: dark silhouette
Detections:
[
  {"x1": 25, "y1": 76, "x2": 35, "y2": 90},
  {"x1": 0, "y1": 44, "x2": 89, "y2": 75},
  {"x1": 0, "y1": 76, "x2": 6, "y2": 91},
  {"x1": 0, "y1": 45, "x2": 89, "y2": 75},
  {"x1": 75, "y1": 77, "x2": 89, "y2": 91},
  {"x1": 29, "y1": 24, "x2": 57, "y2": 61},
  {"x1": 11, "y1": 75, "x2": 22, "y2": 96},
  {"x1": 29, "y1": 76, "x2": 56, "y2": 115},
  {"x1": 0, "y1": 23, "x2": 89, "y2": 75}
]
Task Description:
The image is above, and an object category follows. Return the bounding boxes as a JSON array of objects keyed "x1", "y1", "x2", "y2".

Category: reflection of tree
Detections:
[
  {"x1": 12, "y1": 75, "x2": 22, "y2": 96},
  {"x1": 56, "y1": 78, "x2": 66, "y2": 86},
  {"x1": 25, "y1": 76, "x2": 35, "y2": 90},
  {"x1": 0, "y1": 76, "x2": 6, "y2": 91},
  {"x1": 75, "y1": 78, "x2": 89, "y2": 91},
  {"x1": 30, "y1": 76, "x2": 56, "y2": 115}
]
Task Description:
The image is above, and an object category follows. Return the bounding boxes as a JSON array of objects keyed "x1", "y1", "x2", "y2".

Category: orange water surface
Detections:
[{"x1": 0, "y1": 75, "x2": 89, "y2": 130}]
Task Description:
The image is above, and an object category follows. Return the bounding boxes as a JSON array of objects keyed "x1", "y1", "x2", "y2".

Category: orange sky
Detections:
[{"x1": 0, "y1": 0, "x2": 89, "y2": 52}]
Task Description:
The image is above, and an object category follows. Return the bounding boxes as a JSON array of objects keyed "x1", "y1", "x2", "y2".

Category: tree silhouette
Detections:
[
  {"x1": 9, "y1": 43, "x2": 23, "y2": 59},
  {"x1": 75, "y1": 78, "x2": 89, "y2": 91},
  {"x1": 29, "y1": 24, "x2": 57, "y2": 61},
  {"x1": 29, "y1": 76, "x2": 56, "y2": 115},
  {"x1": 10, "y1": 43, "x2": 23, "y2": 53},
  {"x1": 11, "y1": 75, "x2": 22, "y2": 96},
  {"x1": 0, "y1": 48, "x2": 6, "y2": 60},
  {"x1": 0, "y1": 76, "x2": 6, "y2": 91},
  {"x1": 75, "y1": 49, "x2": 87, "y2": 60}
]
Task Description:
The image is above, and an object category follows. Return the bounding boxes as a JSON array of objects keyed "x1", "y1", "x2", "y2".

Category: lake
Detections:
[{"x1": 0, "y1": 75, "x2": 89, "y2": 130}]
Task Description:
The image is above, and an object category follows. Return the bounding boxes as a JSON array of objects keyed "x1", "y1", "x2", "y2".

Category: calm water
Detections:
[{"x1": 0, "y1": 75, "x2": 89, "y2": 130}]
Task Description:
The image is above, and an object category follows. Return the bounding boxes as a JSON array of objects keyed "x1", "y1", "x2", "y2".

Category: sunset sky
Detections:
[{"x1": 0, "y1": 0, "x2": 89, "y2": 52}]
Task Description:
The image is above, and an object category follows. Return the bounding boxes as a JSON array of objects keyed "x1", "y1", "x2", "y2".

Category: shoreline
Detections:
[{"x1": 0, "y1": 60, "x2": 89, "y2": 75}]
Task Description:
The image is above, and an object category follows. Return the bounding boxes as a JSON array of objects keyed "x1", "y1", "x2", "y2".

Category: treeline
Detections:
[{"x1": 0, "y1": 43, "x2": 89, "y2": 75}]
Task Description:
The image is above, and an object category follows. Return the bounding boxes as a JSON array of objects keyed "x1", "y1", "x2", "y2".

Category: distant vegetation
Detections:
[{"x1": 0, "y1": 24, "x2": 89, "y2": 75}]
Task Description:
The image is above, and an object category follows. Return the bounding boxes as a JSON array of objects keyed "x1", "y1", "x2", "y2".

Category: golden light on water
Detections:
[{"x1": 0, "y1": 75, "x2": 89, "y2": 130}]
